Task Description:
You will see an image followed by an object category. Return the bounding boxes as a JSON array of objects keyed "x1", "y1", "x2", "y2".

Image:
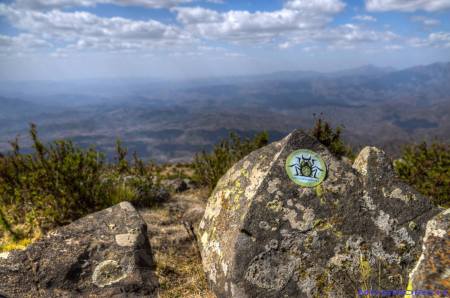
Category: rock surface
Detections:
[
  {"x1": 0, "y1": 202, "x2": 158, "y2": 297},
  {"x1": 408, "y1": 208, "x2": 449, "y2": 293},
  {"x1": 199, "y1": 129, "x2": 440, "y2": 298}
]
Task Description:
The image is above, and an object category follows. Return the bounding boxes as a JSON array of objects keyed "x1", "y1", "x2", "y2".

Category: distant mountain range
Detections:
[{"x1": 0, "y1": 62, "x2": 449, "y2": 162}]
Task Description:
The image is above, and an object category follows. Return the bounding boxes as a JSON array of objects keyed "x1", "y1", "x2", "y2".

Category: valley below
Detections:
[{"x1": 1, "y1": 62, "x2": 449, "y2": 162}]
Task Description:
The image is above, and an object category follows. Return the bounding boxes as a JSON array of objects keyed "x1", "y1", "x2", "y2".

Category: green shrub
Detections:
[
  {"x1": 106, "y1": 142, "x2": 161, "y2": 207},
  {"x1": 310, "y1": 118, "x2": 354, "y2": 159},
  {"x1": 0, "y1": 125, "x2": 161, "y2": 248},
  {"x1": 394, "y1": 142, "x2": 449, "y2": 208},
  {"x1": 192, "y1": 131, "x2": 269, "y2": 191}
]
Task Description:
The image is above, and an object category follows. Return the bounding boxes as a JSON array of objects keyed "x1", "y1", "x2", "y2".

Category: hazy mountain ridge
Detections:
[{"x1": 0, "y1": 62, "x2": 449, "y2": 162}]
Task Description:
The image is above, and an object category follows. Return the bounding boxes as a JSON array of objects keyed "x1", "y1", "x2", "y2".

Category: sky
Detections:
[{"x1": 0, "y1": 0, "x2": 449, "y2": 80}]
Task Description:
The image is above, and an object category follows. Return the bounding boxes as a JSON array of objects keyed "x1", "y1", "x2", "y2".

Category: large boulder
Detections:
[
  {"x1": 0, "y1": 202, "x2": 158, "y2": 297},
  {"x1": 198, "y1": 130, "x2": 441, "y2": 298}
]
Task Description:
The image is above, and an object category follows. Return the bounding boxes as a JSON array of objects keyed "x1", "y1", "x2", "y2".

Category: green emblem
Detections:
[{"x1": 285, "y1": 149, "x2": 327, "y2": 187}]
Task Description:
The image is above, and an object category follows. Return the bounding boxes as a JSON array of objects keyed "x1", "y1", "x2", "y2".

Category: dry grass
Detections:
[
  {"x1": 155, "y1": 245, "x2": 215, "y2": 298},
  {"x1": 159, "y1": 163, "x2": 194, "y2": 180},
  {"x1": 139, "y1": 187, "x2": 215, "y2": 298}
]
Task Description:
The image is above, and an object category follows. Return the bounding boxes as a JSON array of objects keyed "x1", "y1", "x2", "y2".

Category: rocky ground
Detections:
[
  {"x1": 139, "y1": 187, "x2": 215, "y2": 298},
  {"x1": 0, "y1": 143, "x2": 447, "y2": 297},
  {"x1": 0, "y1": 173, "x2": 216, "y2": 297}
]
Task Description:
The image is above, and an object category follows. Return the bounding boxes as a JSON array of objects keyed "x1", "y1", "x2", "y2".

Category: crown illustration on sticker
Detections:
[{"x1": 285, "y1": 149, "x2": 327, "y2": 187}]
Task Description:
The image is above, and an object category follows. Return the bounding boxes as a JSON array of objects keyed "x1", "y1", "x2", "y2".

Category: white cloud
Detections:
[
  {"x1": 278, "y1": 41, "x2": 291, "y2": 49},
  {"x1": 14, "y1": 0, "x2": 194, "y2": 9},
  {"x1": 318, "y1": 23, "x2": 397, "y2": 45},
  {"x1": 408, "y1": 31, "x2": 450, "y2": 48},
  {"x1": 173, "y1": 0, "x2": 346, "y2": 43},
  {"x1": 0, "y1": 33, "x2": 50, "y2": 54},
  {"x1": 224, "y1": 52, "x2": 245, "y2": 58},
  {"x1": 352, "y1": 14, "x2": 377, "y2": 22},
  {"x1": 174, "y1": 7, "x2": 221, "y2": 24},
  {"x1": 366, "y1": 0, "x2": 450, "y2": 12},
  {"x1": 281, "y1": 23, "x2": 398, "y2": 49},
  {"x1": 284, "y1": 0, "x2": 345, "y2": 13},
  {"x1": 0, "y1": 3, "x2": 194, "y2": 53},
  {"x1": 0, "y1": 0, "x2": 446, "y2": 62},
  {"x1": 384, "y1": 44, "x2": 402, "y2": 50},
  {"x1": 14, "y1": 0, "x2": 224, "y2": 10},
  {"x1": 167, "y1": 45, "x2": 242, "y2": 58},
  {"x1": 411, "y1": 16, "x2": 440, "y2": 26},
  {"x1": 429, "y1": 32, "x2": 450, "y2": 47}
]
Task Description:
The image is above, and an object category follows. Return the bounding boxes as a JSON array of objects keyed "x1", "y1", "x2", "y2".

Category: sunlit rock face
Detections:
[
  {"x1": 408, "y1": 209, "x2": 449, "y2": 293},
  {"x1": 0, "y1": 202, "x2": 158, "y2": 297},
  {"x1": 199, "y1": 129, "x2": 440, "y2": 298}
]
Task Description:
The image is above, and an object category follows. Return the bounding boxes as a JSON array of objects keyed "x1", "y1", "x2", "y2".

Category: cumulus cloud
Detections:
[
  {"x1": 429, "y1": 32, "x2": 450, "y2": 47},
  {"x1": 314, "y1": 23, "x2": 397, "y2": 47},
  {"x1": 352, "y1": 14, "x2": 377, "y2": 22},
  {"x1": 14, "y1": 0, "x2": 194, "y2": 9},
  {"x1": 408, "y1": 31, "x2": 450, "y2": 48},
  {"x1": 284, "y1": 0, "x2": 345, "y2": 13},
  {"x1": 14, "y1": 0, "x2": 224, "y2": 10},
  {"x1": 174, "y1": 7, "x2": 221, "y2": 24},
  {"x1": 278, "y1": 23, "x2": 397, "y2": 49},
  {"x1": 384, "y1": 44, "x2": 403, "y2": 50},
  {"x1": 0, "y1": 3, "x2": 194, "y2": 53},
  {"x1": 0, "y1": 33, "x2": 50, "y2": 54},
  {"x1": 173, "y1": 0, "x2": 346, "y2": 42},
  {"x1": 411, "y1": 16, "x2": 440, "y2": 26},
  {"x1": 366, "y1": 0, "x2": 450, "y2": 12},
  {"x1": 0, "y1": 0, "x2": 446, "y2": 60}
]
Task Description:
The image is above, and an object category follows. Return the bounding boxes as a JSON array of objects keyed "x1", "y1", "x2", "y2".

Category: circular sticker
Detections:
[{"x1": 285, "y1": 149, "x2": 327, "y2": 187}]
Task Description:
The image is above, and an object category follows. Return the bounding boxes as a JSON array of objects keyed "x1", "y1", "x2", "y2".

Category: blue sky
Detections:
[{"x1": 0, "y1": 0, "x2": 449, "y2": 80}]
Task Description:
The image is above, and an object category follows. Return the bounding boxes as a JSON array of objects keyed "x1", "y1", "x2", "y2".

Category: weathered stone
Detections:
[
  {"x1": 0, "y1": 202, "x2": 158, "y2": 297},
  {"x1": 408, "y1": 209, "x2": 449, "y2": 293},
  {"x1": 199, "y1": 130, "x2": 440, "y2": 298},
  {"x1": 162, "y1": 178, "x2": 194, "y2": 193}
]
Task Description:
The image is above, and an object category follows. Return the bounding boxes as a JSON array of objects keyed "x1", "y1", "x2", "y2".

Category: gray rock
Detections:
[
  {"x1": 0, "y1": 202, "x2": 158, "y2": 297},
  {"x1": 198, "y1": 130, "x2": 439, "y2": 298},
  {"x1": 407, "y1": 208, "x2": 449, "y2": 294},
  {"x1": 154, "y1": 187, "x2": 171, "y2": 203},
  {"x1": 162, "y1": 178, "x2": 192, "y2": 193}
]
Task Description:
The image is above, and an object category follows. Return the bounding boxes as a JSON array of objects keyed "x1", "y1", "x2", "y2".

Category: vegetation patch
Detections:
[
  {"x1": 310, "y1": 117, "x2": 354, "y2": 160},
  {"x1": 394, "y1": 142, "x2": 449, "y2": 208},
  {"x1": 0, "y1": 125, "x2": 163, "y2": 251},
  {"x1": 192, "y1": 131, "x2": 269, "y2": 192}
]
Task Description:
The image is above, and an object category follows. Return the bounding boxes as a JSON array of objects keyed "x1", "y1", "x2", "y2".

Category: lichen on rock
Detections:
[
  {"x1": 0, "y1": 202, "x2": 158, "y2": 297},
  {"x1": 92, "y1": 260, "x2": 127, "y2": 288},
  {"x1": 407, "y1": 209, "x2": 449, "y2": 292},
  {"x1": 198, "y1": 129, "x2": 441, "y2": 298}
]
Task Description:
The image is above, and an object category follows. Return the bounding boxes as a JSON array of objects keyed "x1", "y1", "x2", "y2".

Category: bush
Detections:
[
  {"x1": 105, "y1": 141, "x2": 161, "y2": 207},
  {"x1": 192, "y1": 131, "x2": 269, "y2": 191},
  {"x1": 0, "y1": 125, "x2": 160, "y2": 249},
  {"x1": 394, "y1": 142, "x2": 449, "y2": 208},
  {"x1": 310, "y1": 118, "x2": 354, "y2": 159}
]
